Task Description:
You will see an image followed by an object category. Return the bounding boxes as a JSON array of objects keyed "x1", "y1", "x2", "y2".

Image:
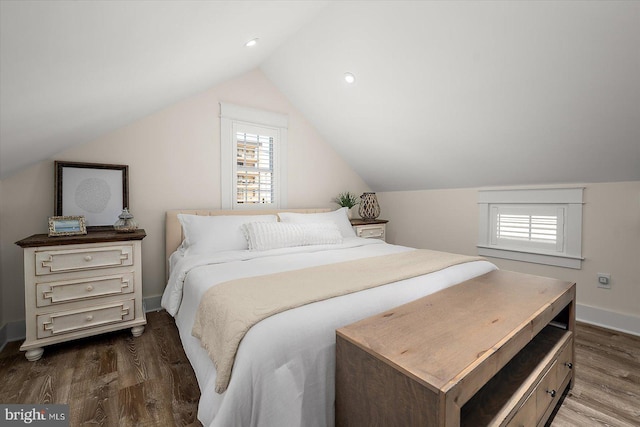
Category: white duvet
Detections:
[{"x1": 161, "y1": 238, "x2": 497, "y2": 427}]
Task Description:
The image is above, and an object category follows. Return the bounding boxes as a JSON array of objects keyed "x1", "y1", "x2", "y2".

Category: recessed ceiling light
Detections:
[
  {"x1": 344, "y1": 72, "x2": 356, "y2": 84},
  {"x1": 244, "y1": 38, "x2": 259, "y2": 48}
]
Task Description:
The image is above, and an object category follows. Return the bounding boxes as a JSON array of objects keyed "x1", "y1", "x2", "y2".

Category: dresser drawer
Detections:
[
  {"x1": 35, "y1": 245, "x2": 133, "y2": 275},
  {"x1": 36, "y1": 273, "x2": 134, "y2": 307},
  {"x1": 37, "y1": 300, "x2": 135, "y2": 338},
  {"x1": 356, "y1": 225, "x2": 385, "y2": 239}
]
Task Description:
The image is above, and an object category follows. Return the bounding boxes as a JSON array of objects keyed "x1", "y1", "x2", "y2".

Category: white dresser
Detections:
[{"x1": 15, "y1": 230, "x2": 147, "y2": 361}]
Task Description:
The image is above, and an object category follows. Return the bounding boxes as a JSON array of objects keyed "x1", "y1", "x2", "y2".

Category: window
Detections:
[
  {"x1": 478, "y1": 188, "x2": 584, "y2": 269},
  {"x1": 235, "y1": 126, "x2": 275, "y2": 205},
  {"x1": 220, "y1": 103, "x2": 288, "y2": 209}
]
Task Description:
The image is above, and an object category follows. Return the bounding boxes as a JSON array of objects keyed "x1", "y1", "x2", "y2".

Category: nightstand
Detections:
[
  {"x1": 15, "y1": 229, "x2": 147, "y2": 361},
  {"x1": 350, "y1": 218, "x2": 388, "y2": 241}
]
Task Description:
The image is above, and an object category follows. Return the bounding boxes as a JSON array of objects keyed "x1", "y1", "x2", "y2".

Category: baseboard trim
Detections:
[
  {"x1": 143, "y1": 295, "x2": 163, "y2": 312},
  {"x1": 0, "y1": 323, "x2": 7, "y2": 353},
  {"x1": 576, "y1": 303, "x2": 640, "y2": 337},
  {"x1": 0, "y1": 295, "x2": 166, "y2": 350},
  {"x1": 1, "y1": 319, "x2": 27, "y2": 348}
]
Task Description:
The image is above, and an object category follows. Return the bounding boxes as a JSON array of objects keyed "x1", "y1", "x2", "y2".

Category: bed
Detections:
[{"x1": 161, "y1": 208, "x2": 498, "y2": 427}]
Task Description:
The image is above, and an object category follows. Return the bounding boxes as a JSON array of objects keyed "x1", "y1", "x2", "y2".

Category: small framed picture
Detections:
[{"x1": 48, "y1": 216, "x2": 87, "y2": 237}]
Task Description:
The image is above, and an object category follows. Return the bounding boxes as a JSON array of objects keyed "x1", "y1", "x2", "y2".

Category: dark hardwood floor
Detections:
[
  {"x1": 1, "y1": 311, "x2": 638, "y2": 426},
  {"x1": 0, "y1": 311, "x2": 201, "y2": 426}
]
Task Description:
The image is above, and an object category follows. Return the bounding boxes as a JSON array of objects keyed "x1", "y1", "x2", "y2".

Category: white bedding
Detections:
[{"x1": 161, "y1": 237, "x2": 497, "y2": 427}]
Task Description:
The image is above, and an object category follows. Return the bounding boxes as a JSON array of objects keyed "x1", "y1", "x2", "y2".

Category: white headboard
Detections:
[{"x1": 165, "y1": 208, "x2": 332, "y2": 278}]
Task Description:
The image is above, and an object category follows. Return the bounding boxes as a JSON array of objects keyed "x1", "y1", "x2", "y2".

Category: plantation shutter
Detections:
[
  {"x1": 233, "y1": 124, "x2": 278, "y2": 206},
  {"x1": 490, "y1": 205, "x2": 565, "y2": 253}
]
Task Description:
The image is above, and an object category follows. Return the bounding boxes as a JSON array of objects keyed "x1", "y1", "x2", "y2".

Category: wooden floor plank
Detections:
[
  {"x1": 0, "y1": 344, "x2": 29, "y2": 403},
  {"x1": 118, "y1": 382, "x2": 153, "y2": 426},
  {"x1": 69, "y1": 372, "x2": 119, "y2": 426},
  {"x1": 0, "y1": 311, "x2": 637, "y2": 426},
  {"x1": 551, "y1": 398, "x2": 637, "y2": 427},
  {"x1": 117, "y1": 336, "x2": 151, "y2": 389}
]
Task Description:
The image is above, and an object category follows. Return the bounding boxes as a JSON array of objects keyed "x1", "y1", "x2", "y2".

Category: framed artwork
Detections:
[
  {"x1": 48, "y1": 216, "x2": 87, "y2": 237},
  {"x1": 54, "y1": 161, "x2": 129, "y2": 228}
]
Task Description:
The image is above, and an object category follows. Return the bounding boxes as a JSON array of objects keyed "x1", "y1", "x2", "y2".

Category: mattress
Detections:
[{"x1": 161, "y1": 237, "x2": 497, "y2": 426}]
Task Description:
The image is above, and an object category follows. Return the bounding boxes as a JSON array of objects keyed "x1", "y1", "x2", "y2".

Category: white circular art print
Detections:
[
  {"x1": 62, "y1": 167, "x2": 124, "y2": 226},
  {"x1": 74, "y1": 177, "x2": 111, "y2": 213}
]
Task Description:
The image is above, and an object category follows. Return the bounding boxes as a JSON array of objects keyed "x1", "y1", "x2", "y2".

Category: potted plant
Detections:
[{"x1": 332, "y1": 191, "x2": 360, "y2": 218}]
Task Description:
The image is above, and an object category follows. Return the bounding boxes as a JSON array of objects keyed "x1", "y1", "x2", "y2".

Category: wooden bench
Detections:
[{"x1": 336, "y1": 269, "x2": 575, "y2": 426}]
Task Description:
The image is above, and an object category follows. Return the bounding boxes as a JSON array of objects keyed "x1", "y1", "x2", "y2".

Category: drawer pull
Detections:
[
  {"x1": 85, "y1": 315, "x2": 94, "y2": 322},
  {"x1": 86, "y1": 285, "x2": 94, "y2": 292},
  {"x1": 84, "y1": 255, "x2": 93, "y2": 262},
  {"x1": 564, "y1": 362, "x2": 573, "y2": 369},
  {"x1": 547, "y1": 389, "x2": 557, "y2": 398}
]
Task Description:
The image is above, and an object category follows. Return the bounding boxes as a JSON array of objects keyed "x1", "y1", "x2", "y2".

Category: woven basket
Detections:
[{"x1": 359, "y1": 192, "x2": 380, "y2": 220}]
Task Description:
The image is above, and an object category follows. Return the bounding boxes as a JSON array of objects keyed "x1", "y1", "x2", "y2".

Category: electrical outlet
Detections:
[{"x1": 597, "y1": 273, "x2": 611, "y2": 289}]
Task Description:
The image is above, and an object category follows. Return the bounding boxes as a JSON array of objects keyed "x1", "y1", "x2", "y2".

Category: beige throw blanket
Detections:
[{"x1": 192, "y1": 249, "x2": 483, "y2": 393}]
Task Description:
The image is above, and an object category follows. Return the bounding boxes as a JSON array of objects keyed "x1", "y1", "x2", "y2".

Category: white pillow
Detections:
[
  {"x1": 242, "y1": 222, "x2": 342, "y2": 251},
  {"x1": 278, "y1": 208, "x2": 356, "y2": 238},
  {"x1": 177, "y1": 214, "x2": 278, "y2": 255}
]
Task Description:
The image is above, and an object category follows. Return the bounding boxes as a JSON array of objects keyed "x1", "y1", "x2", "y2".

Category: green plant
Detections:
[{"x1": 332, "y1": 191, "x2": 360, "y2": 208}]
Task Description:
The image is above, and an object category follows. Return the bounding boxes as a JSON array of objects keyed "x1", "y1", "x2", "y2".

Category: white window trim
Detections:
[
  {"x1": 477, "y1": 187, "x2": 584, "y2": 269},
  {"x1": 220, "y1": 102, "x2": 288, "y2": 209}
]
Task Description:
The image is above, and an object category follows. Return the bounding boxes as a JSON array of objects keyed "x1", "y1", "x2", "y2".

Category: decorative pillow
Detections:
[
  {"x1": 278, "y1": 207, "x2": 356, "y2": 238},
  {"x1": 242, "y1": 222, "x2": 343, "y2": 251},
  {"x1": 177, "y1": 214, "x2": 278, "y2": 255}
]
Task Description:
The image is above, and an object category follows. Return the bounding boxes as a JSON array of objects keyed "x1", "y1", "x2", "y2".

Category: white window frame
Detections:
[
  {"x1": 220, "y1": 102, "x2": 288, "y2": 209},
  {"x1": 478, "y1": 188, "x2": 584, "y2": 269}
]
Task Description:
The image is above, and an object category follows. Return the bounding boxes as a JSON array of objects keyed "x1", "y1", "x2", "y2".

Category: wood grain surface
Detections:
[{"x1": 0, "y1": 310, "x2": 200, "y2": 426}]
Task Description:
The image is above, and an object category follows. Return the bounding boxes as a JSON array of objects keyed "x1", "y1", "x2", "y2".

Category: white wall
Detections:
[
  {"x1": 378, "y1": 181, "x2": 640, "y2": 335},
  {"x1": 0, "y1": 179, "x2": 4, "y2": 336},
  {"x1": 0, "y1": 68, "x2": 369, "y2": 326}
]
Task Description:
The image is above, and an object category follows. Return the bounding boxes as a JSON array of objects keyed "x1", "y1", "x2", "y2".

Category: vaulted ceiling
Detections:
[{"x1": 1, "y1": 1, "x2": 639, "y2": 190}]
